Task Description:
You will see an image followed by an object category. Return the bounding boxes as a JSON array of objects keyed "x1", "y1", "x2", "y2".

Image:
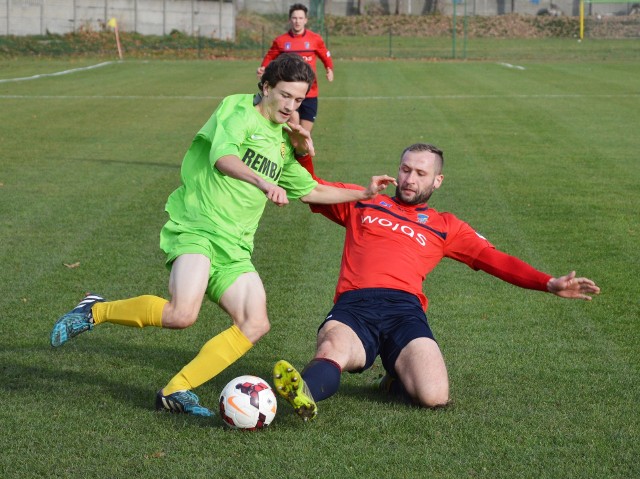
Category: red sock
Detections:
[{"x1": 296, "y1": 154, "x2": 315, "y2": 178}]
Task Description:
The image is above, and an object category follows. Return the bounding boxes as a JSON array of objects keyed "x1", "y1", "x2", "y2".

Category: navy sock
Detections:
[{"x1": 302, "y1": 358, "x2": 342, "y2": 401}]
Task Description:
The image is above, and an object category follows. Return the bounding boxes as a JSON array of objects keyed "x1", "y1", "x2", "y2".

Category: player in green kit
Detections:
[{"x1": 50, "y1": 53, "x2": 396, "y2": 417}]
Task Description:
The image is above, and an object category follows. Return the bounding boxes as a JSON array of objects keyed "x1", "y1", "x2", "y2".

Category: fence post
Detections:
[{"x1": 452, "y1": 0, "x2": 457, "y2": 59}]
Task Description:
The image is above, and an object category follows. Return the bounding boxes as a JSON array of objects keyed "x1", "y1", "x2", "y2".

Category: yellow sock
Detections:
[
  {"x1": 163, "y1": 325, "x2": 253, "y2": 395},
  {"x1": 92, "y1": 295, "x2": 166, "y2": 328}
]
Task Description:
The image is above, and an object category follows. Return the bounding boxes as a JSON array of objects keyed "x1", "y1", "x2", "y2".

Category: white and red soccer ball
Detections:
[{"x1": 219, "y1": 375, "x2": 277, "y2": 430}]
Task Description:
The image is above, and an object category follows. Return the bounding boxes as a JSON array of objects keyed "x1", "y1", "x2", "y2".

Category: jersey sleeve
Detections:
[
  {"x1": 472, "y1": 248, "x2": 553, "y2": 291},
  {"x1": 441, "y1": 213, "x2": 495, "y2": 266},
  {"x1": 261, "y1": 37, "x2": 284, "y2": 67},
  {"x1": 200, "y1": 97, "x2": 251, "y2": 164},
  {"x1": 314, "y1": 35, "x2": 333, "y2": 70}
]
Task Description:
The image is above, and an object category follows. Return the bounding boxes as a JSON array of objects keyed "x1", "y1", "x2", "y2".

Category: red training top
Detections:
[
  {"x1": 301, "y1": 163, "x2": 552, "y2": 311},
  {"x1": 260, "y1": 30, "x2": 333, "y2": 98}
]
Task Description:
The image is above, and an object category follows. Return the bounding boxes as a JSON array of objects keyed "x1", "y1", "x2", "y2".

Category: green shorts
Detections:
[{"x1": 159, "y1": 220, "x2": 257, "y2": 303}]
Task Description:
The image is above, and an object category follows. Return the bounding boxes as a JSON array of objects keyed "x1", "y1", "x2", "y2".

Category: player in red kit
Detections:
[
  {"x1": 272, "y1": 143, "x2": 601, "y2": 421},
  {"x1": 257, "y1": 3, "x2": 333, "y2": 134}
]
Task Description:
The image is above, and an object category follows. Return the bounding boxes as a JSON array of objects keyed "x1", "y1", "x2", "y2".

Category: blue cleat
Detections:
[
  {"x1": 50, "y1": 293, "x2": 105, "y2": 347},
  {"x1": 155, "y1": 390, "x2": 213, "y2": 417}
]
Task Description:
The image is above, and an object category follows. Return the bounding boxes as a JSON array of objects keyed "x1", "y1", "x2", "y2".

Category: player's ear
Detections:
[
  {"x1": 262, "y1": 82, "x2": 271, "y2": 97},
  {"x1": 434, "y1": 174, "x2": 444, "y2": 189}
]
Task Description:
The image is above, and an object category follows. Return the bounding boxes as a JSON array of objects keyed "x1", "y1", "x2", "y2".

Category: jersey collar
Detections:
[{"x1": 288, "y1": 29, "x2": 307, "y2": 38}]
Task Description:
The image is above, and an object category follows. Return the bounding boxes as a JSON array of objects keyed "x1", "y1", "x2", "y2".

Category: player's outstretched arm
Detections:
[
  {"x1": 546, "y1": 271, "x2": 601, "y2": 301},
  {"x1": 300, "y1": 175, "x2": 396, "y2": 205},
  {"x1": 363, "y1": 175, "x2": 397, "y2": 198}
]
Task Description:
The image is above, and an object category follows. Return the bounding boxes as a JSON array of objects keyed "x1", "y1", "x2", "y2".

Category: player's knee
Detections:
[
  {"x1": 163, "y1": 304, "x2": 199, "y2": 329},
  {"x1": 414, "y1": 386, "x2": 449, "y2": 409},
  {"x1": 237, "y1": 315, "x2": 270, "y2": 343},
  {"x1": 252, "y1": 318, "x2": 271, "y2": 340}
]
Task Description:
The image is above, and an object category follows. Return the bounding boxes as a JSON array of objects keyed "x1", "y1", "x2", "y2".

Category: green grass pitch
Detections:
[{"x1": 0, "y1": 47, "x2": 638, "y2": 478}]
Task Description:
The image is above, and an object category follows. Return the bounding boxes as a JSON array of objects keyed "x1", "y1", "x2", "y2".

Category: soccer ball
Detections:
[{"x1": 219, "y1": 375, "x2": 277, "y2": 430}]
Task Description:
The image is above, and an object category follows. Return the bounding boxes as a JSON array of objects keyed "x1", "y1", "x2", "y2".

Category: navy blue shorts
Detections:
[
  {"x1": 297, "y1": 97, "x2": 318, "y2": 122},
  {"x1": 319, "y1": 288, "x2": 436, "y2": 377}
]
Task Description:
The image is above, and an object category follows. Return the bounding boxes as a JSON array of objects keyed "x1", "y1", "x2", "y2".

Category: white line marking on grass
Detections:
[
  {"x1": 0, "y1": 94, "x2": 226, "y2": 100},
  {"x1": 1, "y1": 93, "x2": 639, "y2": 101},
  {"x1": 498, "y1": 62, "x2": 526, "y2": 70},
  {"x1": 0, "y1": 61, "x2": 117, "y2": 83}
]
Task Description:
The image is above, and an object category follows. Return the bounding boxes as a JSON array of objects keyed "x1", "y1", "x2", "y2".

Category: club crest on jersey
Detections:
[
  {"x1": 379, "y1": 201, "x2": 393, "y2": 208},
  {"x1": 305, "y1": 42, "x2": 310, "y2": 49},
  {"x1": 285, "y1": 42, "x2": 291, "y2": 50},
  {"x1": 281, "y1": 142, "x2": 286, "y2": 159},
  {"x1": 417, "y1": 214, "x2": 429, "y2": 224}
]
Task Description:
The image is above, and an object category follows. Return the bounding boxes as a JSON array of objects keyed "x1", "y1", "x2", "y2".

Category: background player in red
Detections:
[
  {"x1": 257, "y1": 3, "x2": 333, "y2": 134},
  {"x1": 273, "y1": 143, "x2": 601, "y2": 421}
]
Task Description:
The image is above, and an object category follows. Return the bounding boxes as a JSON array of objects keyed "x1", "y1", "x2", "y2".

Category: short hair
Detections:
[
  {"x1": 401, "y1": 143, "x2": 444, "y2": 173},
  {"x1": 258, "y1": 53, "x2": 315, "y2": 93},
  {"x1": 289, "y1": 3, "x2": 308, "y2": 17}
]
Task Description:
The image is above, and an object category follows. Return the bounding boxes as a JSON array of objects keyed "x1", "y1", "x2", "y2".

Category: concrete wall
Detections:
[{"x1": 0, "y1": 0, "x2": 235, "y2": 38}]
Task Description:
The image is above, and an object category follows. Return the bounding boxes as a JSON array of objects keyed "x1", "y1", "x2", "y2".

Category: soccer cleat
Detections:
[
  {"x1": 273, "y1": 359, "x2": 317, "y2": 422},
  {"x1": 155, "y1": 389, "x2": 213, "y2": 417},
  {"x1": 50, "y1": 293, "x2": 105, "y2": 347},
  {"x1": 375, "y1": 373, "x2": 396, "y2": 393}
]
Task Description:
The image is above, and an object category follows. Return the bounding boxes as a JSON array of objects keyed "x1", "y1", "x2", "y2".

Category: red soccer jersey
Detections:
[
  {"x1": 260, "y1": 30, "x2": 333, "y2": 98},
  {"x1": 310, "y1": 181, "x2": 495, "y2": 311}
]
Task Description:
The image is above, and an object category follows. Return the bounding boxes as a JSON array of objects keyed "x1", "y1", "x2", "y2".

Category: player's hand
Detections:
[
  {"x1": 285, "y1": 122, "x2": 315, "y2": 157},
  {"x1": 326, "y1": 69, "x2": 334, "y2": 82},
  {"x1": 362, "y1": 175, "x2": 397, "y2": 199},
  {"x1": 256, "y1": 66, "x2": 266, "y2": 80},
  {"x1": 263, "y1": 183, "x2": 289, "y2": 207},
  {"x1": 547, "y1": 271, "x2": 600, "y2": 300}
]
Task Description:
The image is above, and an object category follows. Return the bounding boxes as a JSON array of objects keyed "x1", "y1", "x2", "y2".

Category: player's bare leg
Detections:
[
  {"x1": 162, "y1": 253, "x2": 210, "y2": 328},
  {"x1": 394, "y1": 337, "x2": 449, "y2": 408},
  {"x1": 156, "y1": 254, "x2": 214, "y2": 417},
  {"x1": 219, "y1": 272, "x2": 270, "y2": 343},
  {"x1": 159, "y1": 271, "x2": 265, "y2": 417}
]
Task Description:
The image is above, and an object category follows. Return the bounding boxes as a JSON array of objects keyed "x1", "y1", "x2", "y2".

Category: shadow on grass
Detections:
[{"x1": 64, "y1": 156, "x2": 181, "y2": 169}]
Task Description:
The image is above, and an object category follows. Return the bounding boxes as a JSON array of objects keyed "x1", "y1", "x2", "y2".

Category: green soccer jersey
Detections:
[{"x1": 164, "y1": 93, "x2": 318, "y2": 254}]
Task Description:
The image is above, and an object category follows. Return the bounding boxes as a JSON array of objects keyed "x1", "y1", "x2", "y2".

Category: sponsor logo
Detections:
[
  {"x1": 280, "y1": 142, "x2": 286, "y2": 160},
  {"x1": 417, "y1": 214, "x2": 429, "y2": 224},
  {"x1": 241, "y1": 148, "x2": 282, "y2": 181},
  {"x1": 226, "y1": 395, "x2": 251, "y2": 416},
  {"x1": 379, "y1": 201, "x2": 393, "y2": 208},
  {"x1": 285, "y1": 42, "x2": 291, "y2": 50},
  {"x1": 362, "y1": 215, "x2": 427, "y2": 246},
  {"x1": 305, "y1": 42, "x2": 310, "y2": 49},
  {"x1": 250, "y1": 134, "x2": 264, "y2": 140}
]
